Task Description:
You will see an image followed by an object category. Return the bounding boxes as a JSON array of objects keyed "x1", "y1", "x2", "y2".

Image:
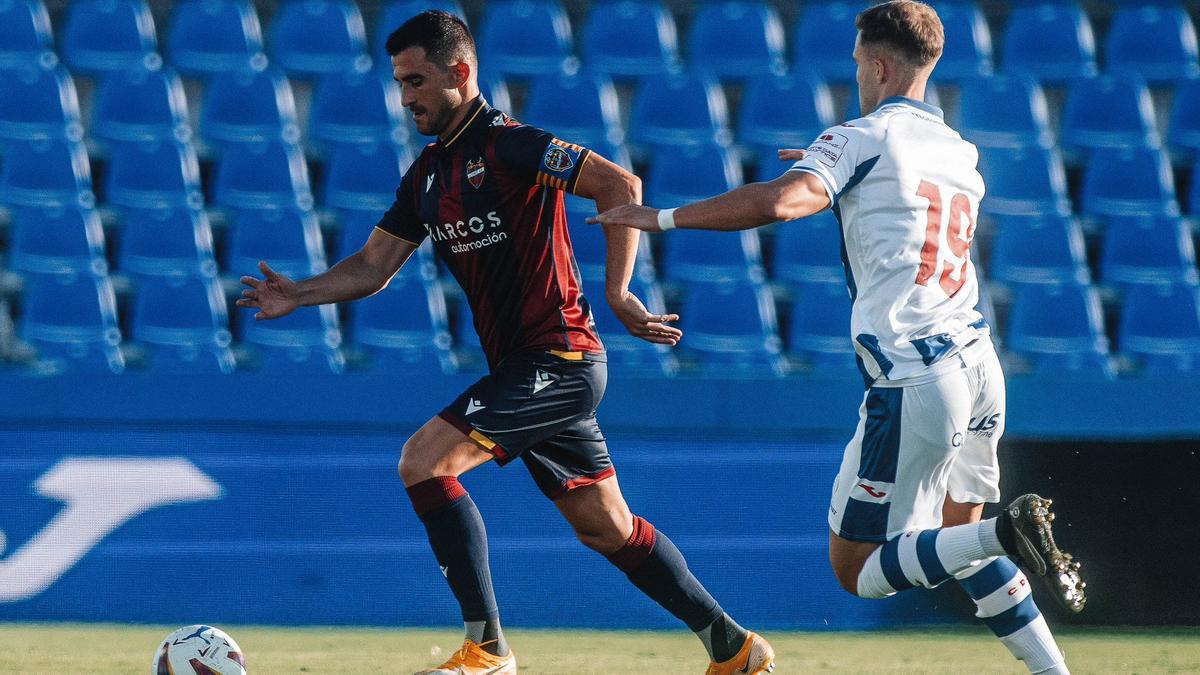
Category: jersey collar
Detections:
[
  {"x1": 878, "y1": 95, "x2": 944, "y2": 119},
  {"x1": 437, "y1": 95, "x2": 491, "y2": 149}
]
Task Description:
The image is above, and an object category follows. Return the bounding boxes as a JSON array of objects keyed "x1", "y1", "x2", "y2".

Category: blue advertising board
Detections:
[{"x1": 0, "y1": 425, "x2": 951, "y2": 629}]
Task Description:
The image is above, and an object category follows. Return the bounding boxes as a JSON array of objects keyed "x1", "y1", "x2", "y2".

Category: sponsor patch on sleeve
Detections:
[
  {"x1": 537, "y1": 138, "x2": 586, "y2": 190},
  {"x1": 806, "y1": 131, "x2": 849, "y2": 168}
]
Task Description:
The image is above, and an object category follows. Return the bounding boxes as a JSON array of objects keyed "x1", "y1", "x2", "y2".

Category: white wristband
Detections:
[{"x1": 656, "y1": 208, "x2": 677, "y2": 231}]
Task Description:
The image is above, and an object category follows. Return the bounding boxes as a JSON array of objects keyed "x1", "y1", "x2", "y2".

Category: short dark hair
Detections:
[
  {"x1": 855, "y1": 1, "x2": 944, "y2": 67},
  {"x1": 385, "y1": 10, "x2": 476, "y2": 69}
]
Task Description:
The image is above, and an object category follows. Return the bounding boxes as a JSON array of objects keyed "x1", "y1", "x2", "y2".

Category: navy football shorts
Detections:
[{"x1": 438, "y1": 350, "x2": 613, "y2": 499}]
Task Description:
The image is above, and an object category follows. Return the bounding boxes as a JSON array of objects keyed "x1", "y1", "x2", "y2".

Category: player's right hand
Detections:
[
  {"x1": 777, "y1": 148, "x2": 805, "y2": 162},
  {"x1": 237, "y1": 261, "x2": 300, "y2": 321}
]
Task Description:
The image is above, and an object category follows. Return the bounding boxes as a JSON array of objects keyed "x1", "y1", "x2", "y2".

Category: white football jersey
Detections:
[{"x1": 789, "y1": 96, "x2": 989, "y2": 384}]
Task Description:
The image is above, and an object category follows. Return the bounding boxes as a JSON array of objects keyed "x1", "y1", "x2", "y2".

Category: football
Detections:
[{"x1": 152, "y1": 625, "x2": 247, "y2": 675}]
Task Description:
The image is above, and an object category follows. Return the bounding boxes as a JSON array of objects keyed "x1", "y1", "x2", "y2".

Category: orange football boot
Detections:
[
  {"x1": 414, "y1": 639, "x2": 516, "y2": 675},
  {"x1": 705, "y1": 632, "x2": 775, "y2": 675}
]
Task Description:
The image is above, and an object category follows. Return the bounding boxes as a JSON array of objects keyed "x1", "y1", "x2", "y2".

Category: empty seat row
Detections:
[
  {"x1": 16, "y1": 264, "x2": 1200, "y2": 377},
  {"x1": 2, "y1": 1, "x2": 1196, "y2": 88}
]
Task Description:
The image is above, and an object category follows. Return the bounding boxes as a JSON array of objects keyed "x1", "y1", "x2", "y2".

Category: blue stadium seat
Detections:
[
  {"x1": 479, "y1": 0, "x2": 576, "y2": 78},
  {"x1": 1193, "y1": 164, "x2": 1200, "y2": 215},
  {"x1": 678, "y1": 279, "x2": 784, "y2": 375},
  {"x1": 322, "y1": 141, "x2": 414, "y2": 212},
  {"x1": 1080, "y1": 146, "x2": 1178, "y2": 218},
  {"x1": 61, "y1": 0, "x2": 158, "y2": 75},
  {"x1": 20, "y1": 272, "x2": 125, "y2": 373},
  {"x1": 958, "y1": 74, "x2": 1052, "y2": 149},
  {"x1": 350, "y1": 274, "x2": 454, "y2": 373},
  {"x1": 975, "y1": 146, "x2": 1070, "y2": 217},
  {"x1": 788, "y1": 280, "x2": 857, "y2": 373},
  {"x1": 1006, "y1": 282, "x2": 1112, "y2": 377},
  {"x1": 581, "y1": 0, "x2": 679, "y2": 80},
  {"x1": 374, "y1": 0, "x2": 466, "y2": 66},
  {"x1": 8, "y1": 206, "x2": 106, "y2": 276},
  {"x1": 200, "y1": 62, "x2": 300, "y2": 146},
  {"x1": 310, "y1": 69, "x2": 407, "y2": 148},
  {"x1": 793, "y1": 2, "x2": 859, "y2": 83},
  {"x1": 92, "y1": 63, "x2": 190, "y2": 145},
  {"x1": 0, "y1": 0, "x2": 54, "y2": 69},
  {"x1": 0, "y1": 64, "x2": 82, "y2": 143},
  {"x1": 522, "y1": 72, "x2": 622, "y2": 148},
  {"x1": 332, "y1": 209, "x2": 377, "y2": 262},
  {"x1": 1118, "y1": 282, "x2": 1200, "y2": 374},
  {"x1": 773, "y1": 210, "x2": 848, "y2": 286},
  {"x1": 662, "y1": 229, "x2": 763, "y2": 283},
  {"x1": 167, "y1": 0, "x2": 263, "y2": 77},
  {"x1": 1100, "y1": 215, "x2": 1198, "y2": 287},
  {"x1": 1001, "y1": 2, "x2": 1097, "y2": 83},
  {"x1": 239, "y1": 302, "x2": 345, "y2": 373},
  {"x1": 213, "y1": 141, "x2": 313, "y2": 210},
  {"x1": 0, "y1": 138, "x2": 94, "y2": 209},
  {"x1": 688, "y1": 1, "x2": 786, "y2": 81},
  {"x1": 933, "y1": 3, "x2": 993, "y2": 81},
  {"x1": 1168, "y1": 76, "x2": 1200, "y2": 158},
  {"x1": 1105, "y1": 5, "x2": 1199, "y2": 85},
  {"x1": 738, "y1": 73, "x2": 834, "y2": 160},
  {"x1": 117, "y1": 207, "x2": 218, "y2": 279},
  {"x1": 646, "y1": 142, "x2": 742, "y2": 208},
  {"x1": 628, "y1": 71, "x2": 730, "y2": 152},
  {"x1": 226, "y1": 207, "x2": 326, "y2": 279},
  {"x1": 583, "y1": 276, "x2": 678, "y2": 376},
  {"x1": 105, "y1": 140, "x2": 204, "y2": 210},
  {"x1": 131, "y1": 274, "x2": 236, "y2": 373},
  {"x1": 268, "y1": 0, "x2": 368, "y2": 79},
  {"x1": 989, "y1": 214, "x2": 1090, "y2": 287},
  {"x1": 1060, "y1": 73, "x2": 1159, "y2": 155}
]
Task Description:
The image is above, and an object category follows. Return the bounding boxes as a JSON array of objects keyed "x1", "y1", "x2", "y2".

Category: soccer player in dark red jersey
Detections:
[{"x1": 238, "y1": 10, "x2": 775, "y2": 675}]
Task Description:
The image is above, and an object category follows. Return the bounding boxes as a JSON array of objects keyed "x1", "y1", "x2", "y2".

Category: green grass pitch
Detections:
[{"x1": 2, "y1": 623, "x2": 1198, "y2": 673}]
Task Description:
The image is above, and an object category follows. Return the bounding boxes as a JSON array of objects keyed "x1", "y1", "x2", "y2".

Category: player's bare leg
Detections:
[
  {"x1": 399, "y1": 416, "x2": 515, "y2": 673},
  {"x1": 555, "y1": 477, "x2": 775, "y2": 674}
]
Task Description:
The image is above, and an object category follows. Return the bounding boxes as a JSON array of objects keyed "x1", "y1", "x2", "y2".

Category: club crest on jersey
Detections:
[
  {"x1": 466, "y1": 157, "x2": 486, "y2": 189},
  {"x1": 543, "y1": 146, "x2": 575, "y2": 173}
]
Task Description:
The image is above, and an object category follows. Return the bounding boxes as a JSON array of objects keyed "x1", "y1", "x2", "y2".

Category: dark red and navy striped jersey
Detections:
[{"x1": 375, "y1": 97, "x2": 604, "y2": 369}]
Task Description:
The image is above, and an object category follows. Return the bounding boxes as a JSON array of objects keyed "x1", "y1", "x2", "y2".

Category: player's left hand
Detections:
[
  {"x1": 587, "y1": 204, "x2": 663, "y2": 233},
  {"x1": 777, "y1": 148, "x2": 805, "y2": 162},
  {"x1": 607, "y1": 290, "x2": 682, "y2": 346}
]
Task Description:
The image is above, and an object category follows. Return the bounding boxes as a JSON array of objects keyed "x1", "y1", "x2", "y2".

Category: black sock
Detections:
[
  {"x1": 465, "y1": 619, "x2": 508, "y2": 657},
  {"x1": 697, "y1": 613, "x2": 750, "y2": 663},
  {"x1": 606, "y1": 516, "x2": 724, "y2": 633},
  {"x1": 407, "y1": 477, "x2": 500, "y2": 652}
]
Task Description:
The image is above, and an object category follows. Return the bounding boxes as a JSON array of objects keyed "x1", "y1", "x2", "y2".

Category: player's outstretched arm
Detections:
[
  {"x1": 589, "y1": 168, "x2": 830, "y2": 234},
  {"x1": 237, "y1": 228, "x2": 417, "y2": 321},
  {"x1": 572, "y1": 151, "x2": 682, "y2": 345}
]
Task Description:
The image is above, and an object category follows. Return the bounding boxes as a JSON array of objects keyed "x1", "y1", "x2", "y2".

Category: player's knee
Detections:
[
  {"x1": 572, "y1": 522, "x2": 626, "y2": 555},
  {"x1": 831, "y1": 561, "x2": 865, "y2": 596},
  {"x1": 398, "y1": 436, "x2": 431, "y2": 484}
]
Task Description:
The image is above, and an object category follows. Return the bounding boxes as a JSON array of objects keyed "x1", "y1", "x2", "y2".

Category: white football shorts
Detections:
[{"x1": 828, "y1": 338, "x2": 1005, "y2": 542}]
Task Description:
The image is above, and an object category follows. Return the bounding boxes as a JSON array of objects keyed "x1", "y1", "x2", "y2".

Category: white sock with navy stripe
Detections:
[
  {"x1": 957, "y1": 557, "x2": 1068, "y2": 674},
  {"x1": 855, "y1": 519, "x2": 1009, "y2": 598}
]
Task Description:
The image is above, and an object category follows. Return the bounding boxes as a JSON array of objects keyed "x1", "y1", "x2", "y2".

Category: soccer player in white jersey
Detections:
[{"x1": 592, "y1": 1, "x2": 1087, "y2": 672}]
